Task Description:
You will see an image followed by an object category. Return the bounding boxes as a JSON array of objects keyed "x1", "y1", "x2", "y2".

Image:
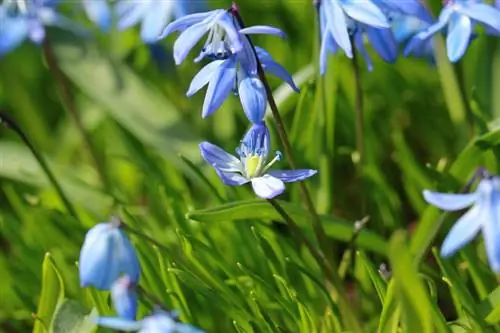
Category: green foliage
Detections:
[{"x1": 2, "y1": 0, "x2": 500, "y2": 332}]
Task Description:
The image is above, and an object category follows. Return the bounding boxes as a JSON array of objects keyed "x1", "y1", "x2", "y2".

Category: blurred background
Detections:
[{"x1": 1, "y1": 0, "x2": 499, "y2": 332}]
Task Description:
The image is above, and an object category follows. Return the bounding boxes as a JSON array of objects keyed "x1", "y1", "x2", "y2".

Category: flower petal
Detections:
[
  {"x1": 202, "y1": 58, "x2": 236, "y2": 117},
  {"x1": 354, "y1": 30, "x2": 373, "y2": 71},
  {"x1": 342, "y1": 0, "x2": 389, "y2": 28},
  {"x1": 483, "y1": 191, "x2": 500, "y2": 271},
  {"x1": 173, "y1": 21, "x2": 210, "y2": 65},
  {"x1": 96, "y1": 317, "x2": 142, "y2": 331},
  {"x1": 457, "y1": 3, "x2": 500, "y2": 32},
  {"x1": 446, "y1": 14, "x2": 472, "y2": 62},
  {"x1": 238, "y1": 73, "x2": 267, "y2": 124},
  {"x1": 255, "y1": 47, "x2": 299, "y2": 92},
  {"x1": 215, "y1": 169, "x2": 249, "y2": 186},
  {"x1": 140, "y1": 2, "x2": 175, "y2": 43},
  {"x1": 83, "y1": 0, "x2": 111, "y2": 31},
  {"x1": 116, "y1": 2, "x2": 149, "y2": 31},
  {"x1": 423, "y1": 190, "x2": 477, "y2": 211},
  {"x1": 322, "y1": 0, "x2": 352, "y2": 57},
  {"x1": 0, "y1": 12, "x2": 28, "y2": 56},
  {"x1": 239, "y1": 25, "x2": 286, "y2": 38},
  {"x1": 267, "y1": 169, "x2": 317, "y2": 183},
  {"x1": 187, "y1": 60, "x2": 224, "y2": 96},
  {"x1": 158, "y1": 10, "x2": 220, "y2": 39},
  {"x1": 319, "y1": 28, "x2": 338, "y2": 75},
  {"x1": 199, "y1": 141, "x2": 242, "y2": 172},
  {"x1": 366, "y1": 27, "x2": 397, "y2": 63},
  {"x1": 251, "y1": 175, "x2": 285, "y2": 199},
  {"x1": 440, "y1": 205, "x2": 482, "y2": 257}
]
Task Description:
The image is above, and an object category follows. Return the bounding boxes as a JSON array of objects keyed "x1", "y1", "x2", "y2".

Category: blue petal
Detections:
[
  {"x1": 158, "y1": 10, "x2": 220, "y2": 40},
  {"x1": 202, "y1": 58, "x2": 236, "y2": 117},
  {"x1": 83, "y1": 0, "x2": 111, "y2": 31},
  {"x1": 255, "y1": 47, "x2": 299, "y2": 92},
  {"x1": 215, "y1": 169, "x2": 250, "y2": 186},
  {"x1": 238, "y1": 73, "x2": 267, "y2": 124},
  {"x1": 440, "y1": 205, "x2": 482, "y2": 257},
  {"x1": 484, "y1": 189, "x2": 500, "y2": 271},
  {"x1": 173, "y1": 21, "x2": 210, "y2": 65},
  {"x1": 378, "y1": 0, "x2": 432, "y2": 23},
  {"x1": 354, "y1": 30, "x2": 373, "y2": 71},
  {"x1": 366, "y1": 27, "x2": 397, "y2": 63},
  {"x1": 446, "y1": 14, "x2": 472, "y2": 62},
  {"x1": 96, "y1": 317, "x2": 142, "y2": 331},
  {"x1": 342, "y1": 0, "x2": 389, "y2": 28},
  {"x1": 187, "y1": 60, "x2": 224, "y2": 96},
  {"x1": 111, "y1": 276, "x2": 137, "y2": 320},
  {"x1": 423, "y1": 190, "x2": 477, "y2": 211},
  {"x1": 116, "y1": 2, "x2": 149, "y2": 31},
  {"x1": 322, "y1": 0, "x2": 352, "y2": 57},
  {"x1": 267, "y1": 169, "x2": 318, "y2": 183},
  {"x1": 239, "y1": 25, "x2": 286, "y2": 38},
  {"x1": 116, "y1": 229, "x2": 141, "y2": 283},
  {"x1": 0, "y1": 12, "x2": 28, "y2": 56},
  {"x1": 241, "y1": 123, "x2": 271, "y2": 159},
  {"x1": 140, "y1": 2, "x2": 174, "y2": 43},
  {"x1": 199, "y1": 142, "x2": 242, "y2": 172},
  {"x1": 457, "y1": 3, "x2": 500, "y2": 32},
  {"x1": 319, "y1": 28, "x2": 338, "y2": 75},
  {"x1": 216, "y1": 13, "x2": 243, "y2": 54},
  {"x1": 251, "y1": 175, "x2": 285, "y2": 199}
]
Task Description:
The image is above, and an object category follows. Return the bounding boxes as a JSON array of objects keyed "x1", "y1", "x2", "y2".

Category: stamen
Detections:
[{"x1": 261, "y1": 151, "x2": 282, "y2": 174}]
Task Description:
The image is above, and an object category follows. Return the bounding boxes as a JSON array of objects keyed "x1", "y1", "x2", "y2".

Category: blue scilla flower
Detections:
[
  {"x1": 423, "y1": 176, "x2": 500, "y2": 271},
  {"x1": 0, "y1": 0, "x2": 86, "y2": 56},
  {"x1": 186, "y1": 46, "x2": 298, "y2": 123},
  {"x1": 79, "y1": 217, "x2": 141, "y2": 290},
  {"x1": 115, "y1": 0, "x2": 207, "y2": 44},
  {"x1": 97, "y1": 309, "x2": 205, "y2": 333},
  {"x1": 82, "y1": 0, "x2": 111, "y2": 31},
  {"x1": 392, "y1": 13, "x2": 435, "y2": 62},
  {"x1": 318, "y1": 0, "x2": 390, "y2": 62},
  {"x1": 405, "y1": 0, "x2": 500, "y2": 62},
  {"x1": 159, "y1": 8, "x2": 286, "y2": 65},
  {"x1": 200, "y1": 123, "x2": 317, "y2": 199},
  {"x1": 111, "y1": 275, "x2": 138, "y2": 320}
]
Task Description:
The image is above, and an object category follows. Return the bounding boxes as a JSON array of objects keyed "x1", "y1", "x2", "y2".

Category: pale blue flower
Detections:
[
  {"x1": 111, "y1": 276, "x2": 138, "y2": 320},
  {"x1": 83, "y1": 0, "x2": 111, "y2": 31},
  {"x1": 200, "y1": 123, "x2": 317, "y2": 199},
  {"x1": 423, "y1": 176, "x2": 500, "y2": 271},
  {"x1": 97, "y1": 310, "x2": 205, "y2": 333},
  {"x1": 405, "y1": 0, "x2": 500, "y2": 62},
  {"x1": 0, "y1": 0, "x2": 87, "y2": 56},
  {"x1": 79, "y1": 217, "x2": 141, "y2": 290}
]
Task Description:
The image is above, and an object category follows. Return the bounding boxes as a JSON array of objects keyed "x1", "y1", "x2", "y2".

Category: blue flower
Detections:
[
  {"x1": 0, "y1": 0, "x2": 87, "y2": 56},
  {"x1": 393, "y1": 14, "x2": 435, "y2": 61},
  {"x1": 97, "y1": 310, "x2": 205, "y2": 333},
  {"x1": 200, "y1": 123, "x2": 317, "y2": 199},
  {"x1": 79, "y1": 217, "x2": 141, "y2": 290},
  {"x1": 111, "y1": 276, "x2": 138, "y2": 320},
  {"x1": 405, "y1": 0, "x2": 500, "y2": 62},
  {"x1": 83, "y1": 0, "x2": 111, "y2": 31},
  {"x1": 159, "y1": 8, "x2": 286, "y2": 65},
  {"x1": 116, "y1": 0, "x2": 206, "y2": 44},
  {"x1": 423, "y1": 176, "x2": 500, "y2": 271},
  {"x1": 318, "y1": 0, "x2": 390, "y2": 63}
]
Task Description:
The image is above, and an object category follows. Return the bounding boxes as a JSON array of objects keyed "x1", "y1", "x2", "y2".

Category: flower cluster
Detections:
[
  {"x1": 161, "y1": 6, "x2": 317, "y2": 198},
  {"x1": 78, "y1": 217, "x2": 204, "y2": 332},
  {"x1": 317, "y1": 0, "x2": 500, "y2": 71}
]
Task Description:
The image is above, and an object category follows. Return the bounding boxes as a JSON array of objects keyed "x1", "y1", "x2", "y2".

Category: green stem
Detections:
[
  {"x1": 0, "y1": 111, "x2": 79, "y2": 219},
  {"x1": 351, "y1": 46, "x2": 365, "y2": 165},
  {"x1": 230, "y1": 4, "x2": 330, "y2": 269},
  {"x1": 42, "y1": 38, "x2": 111, "y2": 192},
  {"x1": 454, "y1": 62, "x2": 474, "y2": 137}
]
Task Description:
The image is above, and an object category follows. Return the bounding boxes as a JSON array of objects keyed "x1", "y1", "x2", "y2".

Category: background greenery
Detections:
[{"x1": 1, "y1": 0, "x2": 500, "y2": 332}]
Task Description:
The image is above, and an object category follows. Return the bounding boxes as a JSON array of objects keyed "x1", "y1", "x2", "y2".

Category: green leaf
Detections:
[
  {"x1": 388, "y1": 231, "x2": 433, "y2": 333},
  {"x1": 186, "y1": 199, "x2": 387, "y2": 255},
  {"x1": 51, "y1": 299, "x2": 97, "y2": 333},
  {"x1": 51, "y1": 35, "x2": 200, "y2": 162},
  {"x1": 33, "y1": 253, "x2": 65, "y2": 333}
]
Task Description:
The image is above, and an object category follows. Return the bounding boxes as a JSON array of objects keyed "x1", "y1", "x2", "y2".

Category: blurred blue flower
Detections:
[
  {"x1": 423, "y1": 176, "x2": 500, "y2": 271},
  {"x1": 111, "y1": 275, "x2": 137, "y2": 320},
  {"x1": 200, "y1": 123, "x2": 317, "y2": 199},
  {"x1": 317, "y1": 0, "x2": 390, "y2": 63},
  {"x1": 116, "y1": 0, "x2": 207, "y2": 44},
  {"x1": 405, "y1": 0, "x2": 500, "y2": 62},
  {"x1": 159, "y1": 8, "x2": 285, "y2": 65},
  {"x1": 97, "y1": 309, "x2": 205, "y2": 333},
  {"x1": 79, "y1": 217, "x2": 141, "y2": 290},
  {"x1": 0, "y1": 0, "x2": 86, "y2": 56},
  {"x1": 83, "y1": 0, "x2": 111, "y2": 31},
  {"x1": 392, "y1": 13, "x2": 435, "y2": 62}
]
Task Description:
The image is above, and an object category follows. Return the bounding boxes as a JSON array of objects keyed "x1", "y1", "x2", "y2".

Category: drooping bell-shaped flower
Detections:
[
  {"x1": 200, "y1": 122, "x2": 317, "y2": 199},
  {"x1": 0, "y1": 0, "x2": 87, "y2": 56},
  {"x1": 97, "y1": 309, "x2": 205, "y2": 333},
  {"x1": 111, "y1": 275, "x2": 138, "y2": 320},
  {"x1": 423, "y1": 175, "x2": 500, "y2": 271},
  {"x1": 405, "y1": 0, "x2": 500, "y2": 62},
  {"x1": 79, "y1": 217, "x2": 141, "y2": 290}
]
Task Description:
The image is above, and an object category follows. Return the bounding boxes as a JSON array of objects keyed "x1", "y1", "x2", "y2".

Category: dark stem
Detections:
[
  {"x1": 230, "y1": 4, "x2": 330, "y2": 266},
  {"x1": 42, "y1": 38, "x2": 110, "y2": 191},
  {"x1": 454, "y1": 62, "x2": 475, "y2": 137},
  {"x1": 0, "y1": 111, "x2": 79, "y2": 219},
  {"x1": 351, "y1": 45, "x2": 364, "y2": 164}
]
